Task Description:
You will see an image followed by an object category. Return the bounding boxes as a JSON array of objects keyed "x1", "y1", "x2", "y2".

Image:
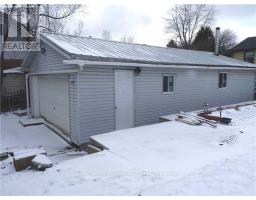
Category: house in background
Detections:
[
  {"x1": 2, "y1": 67, "x2": 25, "y2": 95},
  {"x1": 1, "y1": 51, "x2": 27, "y2": 112},
  {"x1": 2, "y1": 67, "x2": 26, "y2": 112},
  {"x1": 22, "y1": 32, "x2": 256, "y2": 147},
  {"x1": 231, "y1": 37, "x2": 256, "y2": 64}
]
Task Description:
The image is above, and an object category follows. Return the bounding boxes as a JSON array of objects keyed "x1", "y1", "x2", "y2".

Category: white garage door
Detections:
[{"x1": 38, "y1": 75, "x2": 70, "y2": 136}]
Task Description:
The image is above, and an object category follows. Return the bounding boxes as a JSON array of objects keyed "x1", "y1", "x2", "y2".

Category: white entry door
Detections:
[
  {"x1": 114, "y1": 70, "x2": 134, "y2": 130},
  {"x1": 38, "y1": 75, "x2": 70, "y2": 136}
]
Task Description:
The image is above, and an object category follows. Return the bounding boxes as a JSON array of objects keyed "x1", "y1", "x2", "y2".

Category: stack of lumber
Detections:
[{"x1": 176, "y1": 112, "x2": 217, "y2": 128}]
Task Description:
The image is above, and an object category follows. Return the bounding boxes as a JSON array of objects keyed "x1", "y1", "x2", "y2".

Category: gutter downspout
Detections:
[{"x1": 25, "y1": 73, "x2": 30, "y2": 117}]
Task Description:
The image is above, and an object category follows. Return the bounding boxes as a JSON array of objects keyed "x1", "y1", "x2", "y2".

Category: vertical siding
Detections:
[
  {"x1": 134, "y1": 68, "x2": 255, "y2": 126},
  {"x1": 27, "y1": 41, "x2": 76, "y2": 72},
  {"x1": 78, "y1": 68, "x2": 115, "y2": 144}
]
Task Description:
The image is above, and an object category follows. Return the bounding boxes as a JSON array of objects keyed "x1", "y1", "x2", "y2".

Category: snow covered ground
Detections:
[
  {"x1": 0, "y1": 112, "x2": 87, "y2": 175},
  {"x1": 1, "y1": 104, "x2": 256, "y2": 195},
  {"x1": 0, "y1": 112, "x2": 68, "y2": 155}
]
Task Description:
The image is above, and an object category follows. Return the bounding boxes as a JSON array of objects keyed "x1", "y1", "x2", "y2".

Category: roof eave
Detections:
[
  {"x1": 63, "y1": 59, "x2": 256, "y2": 70},
  {"x1": 231, "y1": 47, "x2": 256, "y2": 52}
]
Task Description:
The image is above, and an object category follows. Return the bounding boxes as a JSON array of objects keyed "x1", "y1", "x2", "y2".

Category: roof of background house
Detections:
[
  {"x1": 232, "y1": 37, "x2": 256, "y2": 51},
  {"x1": 3, "y1": 67, "x2": 24, "y2": 74},
  {"x1": 3, "y1": 59, "x2": 24, "y2": 69},
  {"x1": 40, "y1": 32, "x2": 256, "y2": 68}
]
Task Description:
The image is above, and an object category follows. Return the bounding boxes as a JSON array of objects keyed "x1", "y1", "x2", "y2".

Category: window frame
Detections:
[
  {"x1": 218, "y1": 72, "x2": 228, "y2": 89},
  {"x1": 162, "y1": 74, "x2": 176, "y2": 94},
  {"x1": 244, "y1": 50, "x2": 255, "y2": 64}
]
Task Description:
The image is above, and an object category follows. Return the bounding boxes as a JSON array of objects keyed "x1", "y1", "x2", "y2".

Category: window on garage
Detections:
[
  {"x1": 218, "y1": 72, "x2": 227, "y2": 88},
  {"x1": 163, "y1": 75, "x2": 175, "y2": 93}
]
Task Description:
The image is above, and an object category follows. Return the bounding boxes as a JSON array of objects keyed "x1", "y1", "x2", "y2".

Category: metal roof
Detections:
[{"x1": 41, "y1": 32, "x2": 256, "y2": 68}]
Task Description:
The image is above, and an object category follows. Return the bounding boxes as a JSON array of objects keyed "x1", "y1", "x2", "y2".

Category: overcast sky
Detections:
[{"x1": 67, "y1": 1, "x2": 256, "y2": 47}]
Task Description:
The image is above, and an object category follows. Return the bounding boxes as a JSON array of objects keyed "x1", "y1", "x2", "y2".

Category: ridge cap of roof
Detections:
[
  {"x1": 245, "y1": 36, "x2": 256, "y2": 39},
  {"x1": 40, "y1": 31, "x2": 214, "y2": 55}
]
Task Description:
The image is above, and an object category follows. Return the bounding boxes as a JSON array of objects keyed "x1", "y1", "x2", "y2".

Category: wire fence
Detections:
[{"x1": 1, "y1": 90, "x2": 26, "y2": 112}]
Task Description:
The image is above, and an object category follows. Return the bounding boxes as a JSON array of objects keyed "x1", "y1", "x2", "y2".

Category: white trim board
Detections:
[{"x1": 63, "y1": 59, "x2": 256, "y2": 71}]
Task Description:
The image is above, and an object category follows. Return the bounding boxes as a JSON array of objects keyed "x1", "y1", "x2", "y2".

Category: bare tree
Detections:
[
  {"x1": 219, "y1": 29, "x2": 237, "y2": 54},
  {"x1": 120, "y1": 34, "x2": 134, "y2": 43},
  {"x1": 1, "y1": 4, "x2": 82, "y2": 34},
  {"x1": 101, "y1": 30, "x2": 112, "y2": 40},
  {"x1": 74, "y1": 20, "x2": 84, "y2": 36},
  {"x1": 165, "y1": 4, "x2": 215, "y2": 49},
  {"x1": 39, "y1": 4, "x2": 81, "y2": 33}
]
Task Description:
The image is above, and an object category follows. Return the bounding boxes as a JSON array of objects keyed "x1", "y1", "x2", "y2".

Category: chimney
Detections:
[{"x1": 215, "y1": 27, "x2": 220, "y2": 56}]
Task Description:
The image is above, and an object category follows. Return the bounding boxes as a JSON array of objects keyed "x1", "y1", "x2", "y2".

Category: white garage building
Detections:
[{"x1": 22, "y1": 32, "x2": 256, "y2": 146}]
